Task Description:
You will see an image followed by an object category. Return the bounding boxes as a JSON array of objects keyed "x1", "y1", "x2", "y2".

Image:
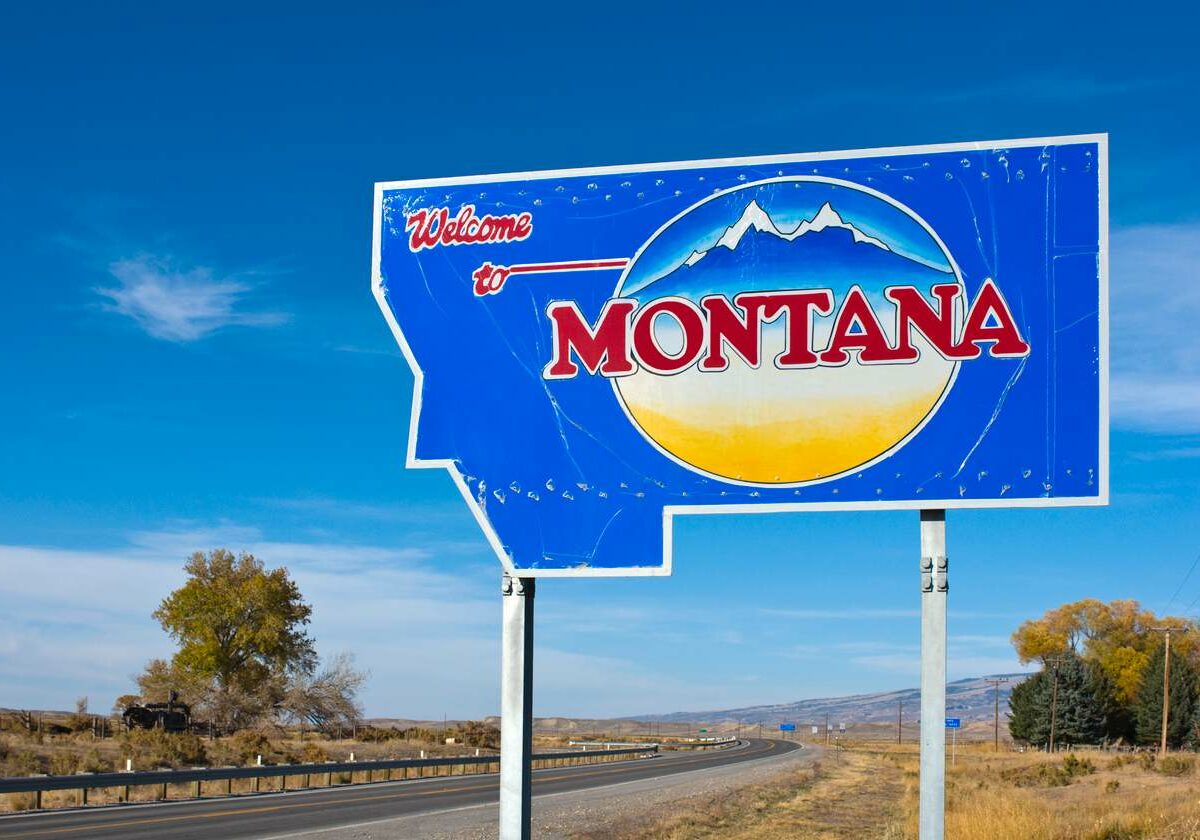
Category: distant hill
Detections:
[
  {"x1": 633, "y1": 674, "x2": 1032, "y2": 726},
  {"x1": 363, "y1": 674, "x2": 1033, "y2": 731}
]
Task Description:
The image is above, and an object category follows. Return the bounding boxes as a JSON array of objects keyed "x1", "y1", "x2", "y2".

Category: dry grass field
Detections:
[{"x1": 583, "y1": 741, "x2": 1200, "y2": 840}]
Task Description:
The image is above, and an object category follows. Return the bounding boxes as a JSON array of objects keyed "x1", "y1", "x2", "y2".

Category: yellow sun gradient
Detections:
[{"x1": 615, "y1": 331, "x2": 955, "y2": 484}]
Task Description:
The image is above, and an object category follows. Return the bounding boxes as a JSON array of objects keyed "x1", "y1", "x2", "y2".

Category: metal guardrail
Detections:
[{"x1": 0, "y1": 746, "x2": 658, "y2": 809}]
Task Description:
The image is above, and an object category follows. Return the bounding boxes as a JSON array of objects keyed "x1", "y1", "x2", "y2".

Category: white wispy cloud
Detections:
[
  {"x1": 1111, "y1": 223, "x2": 1200, "y2": 433},
  {"x1": 0, "y1": 524, "x2": 756, "y2": 718},
  {"x1": 1130, "y1": 446, "x2": 1200, "y2": 461},
  {"x1": 760, "y1": 607, "x2": 918, "y2": 621},
  {"x1": 96, "y1": 254, "x2": 288, "y2": 342}
]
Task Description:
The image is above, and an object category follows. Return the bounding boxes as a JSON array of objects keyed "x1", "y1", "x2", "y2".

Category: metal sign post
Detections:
[
  {"x1": 500, "y1": 575, "x2": 534, "y2": 840},
  {"x1": 920, "y1": 510, "x2": 947, "y2": 840}
]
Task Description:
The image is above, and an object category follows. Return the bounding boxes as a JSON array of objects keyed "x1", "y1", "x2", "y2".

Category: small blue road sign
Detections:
[
  {"x1": 945, "y1": 718, "x2": 962, "y2": 729},
  {"x1": 779, "y1": 723, "x2": 796, "y2": 732}
]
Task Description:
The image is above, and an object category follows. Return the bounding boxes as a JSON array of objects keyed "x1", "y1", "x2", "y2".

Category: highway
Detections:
[{"x1": 0, "y1": 739, "x2": 800, "y2": 839}]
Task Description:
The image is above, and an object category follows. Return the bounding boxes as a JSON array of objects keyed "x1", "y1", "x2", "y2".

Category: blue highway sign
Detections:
[
  {"x1": 945, "y1": 718, "x2": 962, "y2": 729},
  {"x1": 374, "y1": 136, "x2": 1108, "y2": 576}
]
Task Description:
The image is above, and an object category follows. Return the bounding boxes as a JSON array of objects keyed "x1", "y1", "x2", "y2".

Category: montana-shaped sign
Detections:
[{"x1": 373, "y1": 135, "x2": 1108, "y2": 576}]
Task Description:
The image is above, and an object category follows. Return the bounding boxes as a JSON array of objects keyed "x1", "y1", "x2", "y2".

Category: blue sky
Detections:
[{"x1": 1, "y1": 2, "x2": 1197, "y2": 719}]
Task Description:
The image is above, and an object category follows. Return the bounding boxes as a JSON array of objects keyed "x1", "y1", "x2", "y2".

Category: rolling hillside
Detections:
[{"x1": 634, "y1": 673, "x2": 1031, "y2": 726}]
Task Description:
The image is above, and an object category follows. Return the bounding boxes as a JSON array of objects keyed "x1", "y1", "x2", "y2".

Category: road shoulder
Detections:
[{"x1": 269, "y1": 741, "x2": 817, "y2": 840}]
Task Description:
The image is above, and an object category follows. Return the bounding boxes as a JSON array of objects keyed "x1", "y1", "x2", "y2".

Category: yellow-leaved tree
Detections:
[{"x1": 1012, "y1": 598, "x2": 1198, "y2": 705}]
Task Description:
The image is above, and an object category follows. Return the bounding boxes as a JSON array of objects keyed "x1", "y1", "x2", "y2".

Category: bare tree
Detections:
[{"x1": 278, "y1": 653, "x2": 367, "y2": 734}]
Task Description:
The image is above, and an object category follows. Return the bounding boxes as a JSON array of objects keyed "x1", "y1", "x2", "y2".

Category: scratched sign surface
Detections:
[{"x1": 373, "y1": 135, "x2": 1108, "y2": 576}]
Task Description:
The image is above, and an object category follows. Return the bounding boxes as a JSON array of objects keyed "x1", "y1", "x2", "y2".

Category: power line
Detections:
[
  {"x1": 1178, "y1": 571, "x2": 1200, "y2": 618},
  {"x1": 1164, "y1": 552, "x2": 1200, "y2": 615}
]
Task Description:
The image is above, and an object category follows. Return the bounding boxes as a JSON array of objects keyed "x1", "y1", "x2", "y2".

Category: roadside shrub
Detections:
[
  {"x1": 1082, "y1": 823, "x2": 1149, "y2": 840},
  {"x1": 7, "y1": 793, "x2": 38, "y2": 812},
  {"x1": 1107, "y1": 753, "x2": 1137, "y2": 770},
  {"x1": 1105, "y1": 778, "x2": 1121, "y2": 793},
  {"x1": 119, "y1": 729, "x2": 207, "y2": 769},
  {"x1": 230, "y1": 730, "x2": 274, "y2": 764},
  {"x1": 1002, "y1": 754, "x2": 1095, "y2": 788},
  {"x1": 300, "y1": 742, "x2": 329, "y2": 763},
  {"x1": 1156, "y1": 754, "x2": 1194, "y2": 776},
  {"x1": 356, "y1": 726, "x2": 404, "y2": 743},
  {"x1": 49, "y1": 753, "x2": 79, "y2": 776},
  {"x1": 2, "y1": 750, "x2": 41, "y2": 777},
  {"x1": 456, "y1": 722, "x2": 500, "y2": 749}
]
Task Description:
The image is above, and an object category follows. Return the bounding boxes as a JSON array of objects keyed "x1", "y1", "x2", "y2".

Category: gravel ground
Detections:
[{"x1": 268, "y1": 742, "x2": 819, "y2": 840}]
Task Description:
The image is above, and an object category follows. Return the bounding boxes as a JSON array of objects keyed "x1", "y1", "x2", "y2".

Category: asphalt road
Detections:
[{"x1": 0, "y1": 739, "x2": 800, "y2": 840}]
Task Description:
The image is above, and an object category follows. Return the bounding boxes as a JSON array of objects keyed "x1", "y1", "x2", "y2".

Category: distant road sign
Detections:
[
  {"x1": 374, "y1": 135, "x2": 1107, "y2": 575},
  {"x1": 779, "y1": 723, "x2": 796, "y2": 732},
  {"x1": 698, "y1": 728, "x2": 708, "y2": 733},
  {"x1": 839, "y1": 723, "x2": 846, "y2": 732},
  {"x1": 811, "y1": 726, "x2": 819, "y2": 735},
  {"x1": 945, "y1": 718, "x2": 962, "y2": 729}
]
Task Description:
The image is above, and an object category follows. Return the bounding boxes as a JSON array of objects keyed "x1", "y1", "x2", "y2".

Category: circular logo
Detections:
[{"x1": 613, "y1": 177, "x2": 962, "y2": 485}]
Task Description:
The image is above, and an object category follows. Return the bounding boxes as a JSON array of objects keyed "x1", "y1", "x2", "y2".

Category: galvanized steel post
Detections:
[
  {"x1": 500, "y1": 575, "x2": 535, "y2": 840},
  {"x1": 919, "y1": 509, "x2": 947, "y2": 840}
]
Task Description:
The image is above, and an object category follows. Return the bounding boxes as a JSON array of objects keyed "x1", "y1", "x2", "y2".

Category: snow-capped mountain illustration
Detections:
[
  {"x1": 629, "y1": 200, "x2": 950, "y2": 302},
  {"x1": 681, "y1": 201, "x2": 891, "y2": 270}
]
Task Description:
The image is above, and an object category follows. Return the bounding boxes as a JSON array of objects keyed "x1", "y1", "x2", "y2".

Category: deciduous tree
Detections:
[{"x1": 143, "y1": 549, "x2": 316, "y2": 731}]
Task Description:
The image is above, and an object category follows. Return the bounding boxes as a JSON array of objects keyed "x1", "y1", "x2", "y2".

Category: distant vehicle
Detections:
[{"x1": 122, "y1": 691, "x2": 191, "y2": 733}]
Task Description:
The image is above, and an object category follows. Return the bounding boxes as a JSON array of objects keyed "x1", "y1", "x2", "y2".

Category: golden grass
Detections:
[
  {"x1": 867, "y1": 742, "x2": 1200, "y2": 840},
  {"x1": 574, "y1": 750, "x2": 904, "y2": 840},
  {"x1": 581, "y1": 741, "x2": 1200, "y2": 839}
]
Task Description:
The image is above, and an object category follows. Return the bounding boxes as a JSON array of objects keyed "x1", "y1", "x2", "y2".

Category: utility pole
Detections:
[
  {"x1": 1041, "y1": 657, "x2": 1070, "y2": 753},
  {"x1": 1046, "y1": 657, "x2": 1066, "y2": 753},
  {"x1": 985, "y1": 678, "x2": 1008, "y2": 752},
  {"x1": 1148, "y1": 627, "x2": 1190, "y2": 755},
  {"x1": 824, "y1": 713, "x2": 829, "y2": 747},
  {"x1": 898, "y1": 699, "x2": 903, "y2": 744}
]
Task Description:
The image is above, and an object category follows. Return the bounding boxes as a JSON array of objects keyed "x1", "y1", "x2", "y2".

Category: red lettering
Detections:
[
  {"x1": 472, "y1": 263, "x2": 512, "y2": 296},
  {"x1": 405, "y1": 205, "x2": 534, "y2": 252},
  {"x1": 405, "y1": 208, "x2": 446, "y2": 251},
  {"x1": 956, "y1": 279, "x2": 1031, "y2": 358},
  {"x1": 632, "y1": 299, "x2": 706, "y2": 374},
  {"x1": 820, "y1": 287, "x2": 907, "y2": 365},
  {"x1": 700, "y1": 296, "x2": 762, "y2": 370},
  {"x1": 737, "y1": 290, "x2": 834, "y2": 368},
  {"x1": 540, "y1": 281, "x2": 1030, "y2": 380},
  {"x1": 886, "y1": 283, "x2": 962, "y2": 361},
  {"x1": 544, "y1": 300, "x2": 636, "y2": 379}
]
